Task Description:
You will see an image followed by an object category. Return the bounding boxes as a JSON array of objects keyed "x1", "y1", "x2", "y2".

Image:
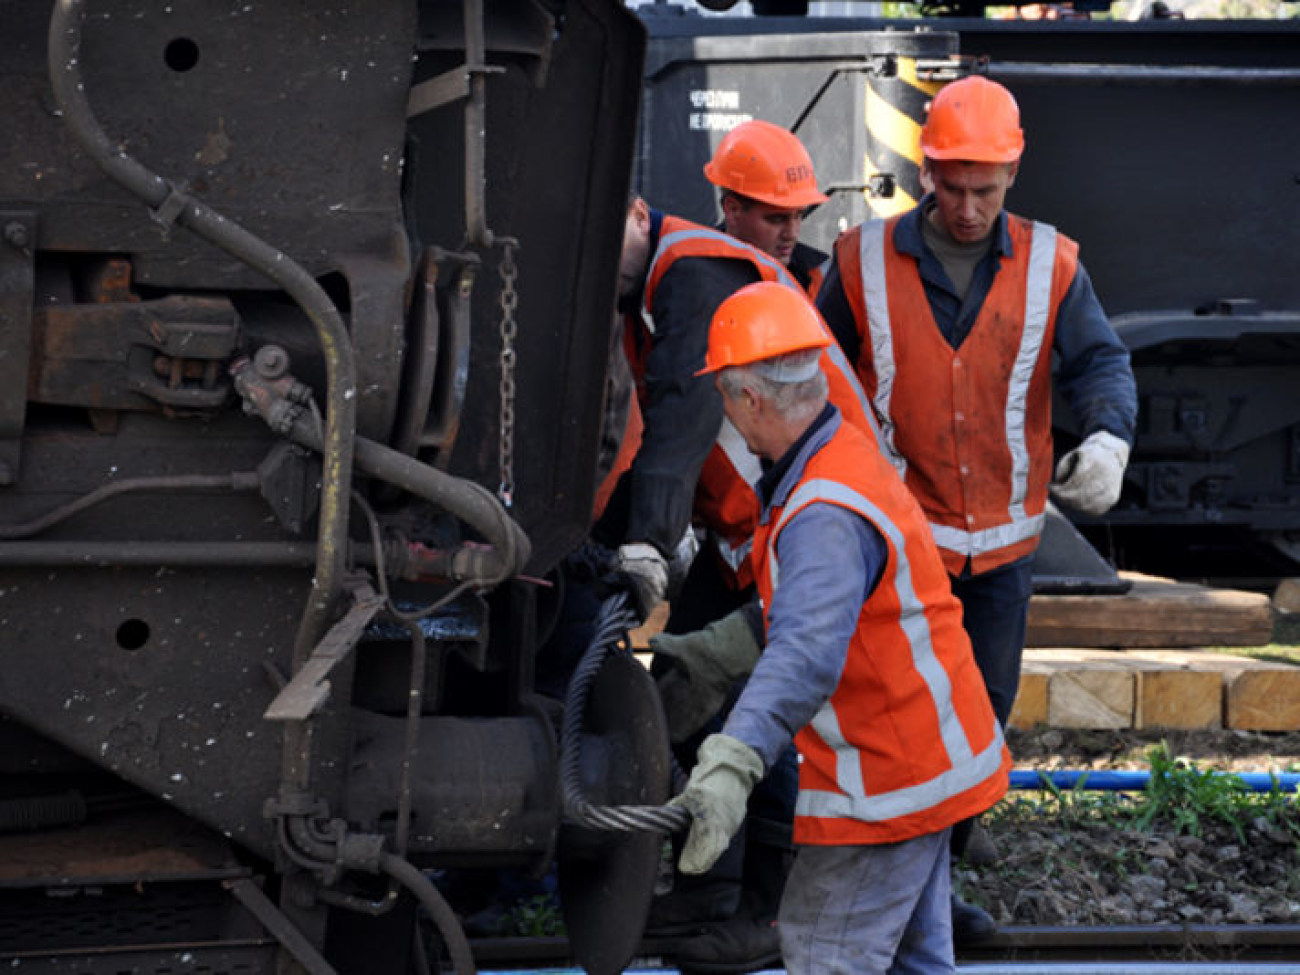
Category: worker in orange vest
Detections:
[
  {"x1": 592, "y1": 194, "x2": 812, "y2": 621},
  {"x1": 815, "y1": 75, "x2": 1137, "y2": 941},
  {"x1": 646, "y1": 119, "x2": 864, "y2": 974},
  {"x1": 671, "y1": 281, "x2": 1010, "y2": 974},
  {"x1": 706, "y1": 119, "x2": 830, "y2": 297}
]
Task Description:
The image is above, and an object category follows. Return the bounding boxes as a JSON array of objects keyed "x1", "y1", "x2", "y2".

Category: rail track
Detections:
[{"x1": 462, "y1": 922, "x2": 1300, "y2": 972}]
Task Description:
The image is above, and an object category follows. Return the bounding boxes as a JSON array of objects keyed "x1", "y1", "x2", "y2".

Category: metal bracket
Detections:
[
  {"x1": 224, "y1": 877, "x2": 340, "y2": 975},
  {"x1": 0, "y1": 211, "x2": 36, "y2": 486},
  {"x1": 264, "y1": 580, "x2": 385, "y2": 721},
  {"x1": 33, "y1": 294, "x2": 239, "y2": 414}
]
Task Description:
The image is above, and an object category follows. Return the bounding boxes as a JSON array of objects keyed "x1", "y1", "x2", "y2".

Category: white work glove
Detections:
[
  {"x1": 669, "y1": 733, "x2": 764, "y2": 875},
  {"x1": 1051, "y1": 431, "x2": 1130, "y2": 516},
  {"x1": 651, "y1": 608, "x2": 762, "y2": 745},
  {"x1": 615, "y1": 541, "x2": 669, "y2": 621}
]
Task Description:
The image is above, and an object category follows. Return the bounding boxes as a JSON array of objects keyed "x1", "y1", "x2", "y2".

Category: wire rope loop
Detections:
[{"x1": 559, "y1": 593, "x2": 692, "y2": 834}]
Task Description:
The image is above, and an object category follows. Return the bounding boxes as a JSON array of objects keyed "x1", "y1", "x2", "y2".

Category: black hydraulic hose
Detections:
[
  {"x1": 378, "y1": 852, "x2": 477, "y2": 975},
  {"x1": 0, "y1": 473, "x2": 261, "y2": 540},
  {"x1": 47, "y1": 0, "x2": 355, "y2": 663}
]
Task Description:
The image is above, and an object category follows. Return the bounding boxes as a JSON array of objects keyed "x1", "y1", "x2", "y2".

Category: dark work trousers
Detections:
[
  {"x1": 948, "y1": 552, "x2": 1035, "y2": 861},
  {"x1": 664, "y1": 540, "x2": 797, "y2": 919}
]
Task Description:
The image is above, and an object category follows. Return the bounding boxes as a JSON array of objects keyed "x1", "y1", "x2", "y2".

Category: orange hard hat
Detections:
[
  {"x1": 703, "y1": 120, "x2": 829, "y2": 209},
  {"x1": 920, "y1": 76, "x2": 1025, "y2": 164},
  {"x1": 698, "y1": 282, "x2": 830, "y2": 376}
]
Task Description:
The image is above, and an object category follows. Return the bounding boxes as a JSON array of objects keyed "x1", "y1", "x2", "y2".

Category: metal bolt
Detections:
[
  {"x1": 4, "y1": 222, "x2": 29, "y2": 249},
  {"x1": 253, "y1": 344, "x2": 290, "y2": 380}
]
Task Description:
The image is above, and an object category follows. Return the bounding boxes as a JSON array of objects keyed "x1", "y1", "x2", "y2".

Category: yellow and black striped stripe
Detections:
[{"x1": 864, "y1": 58, "x2": 946, "y2": 218}]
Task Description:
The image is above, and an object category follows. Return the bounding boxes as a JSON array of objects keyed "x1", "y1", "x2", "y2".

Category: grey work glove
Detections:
[
  {"x1": 651, "y1": 607, "x2": 762, "y2": 745},
  {"x1": 669, "y1": 733, "x2": 764, "y2": 875},
  {"x1": 1051, "y1": 430, "x2": 1130, "y2": 516},
  {"x1": 616, "y1": 542, "x2": 669, "y2": 621}
]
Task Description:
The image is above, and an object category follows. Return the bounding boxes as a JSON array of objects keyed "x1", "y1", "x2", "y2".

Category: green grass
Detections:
[
  {"x1": 1206, "y1": 608, "x2": 1300, "y2": 664},
  {"x1": 1135, "y1": 743, "x2": 1299, "y2": 841},
  {"x1": 988, "y1": 742, "x2": 1300, "y2": 843}
]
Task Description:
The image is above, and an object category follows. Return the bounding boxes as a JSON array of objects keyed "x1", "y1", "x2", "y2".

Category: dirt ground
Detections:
[
  {"x1": 961, "y1": 727, "x2": 1300, "y2": 927},
  {"x1": 1007, "y1": 725, "x2": 1300, "y2": 774}
]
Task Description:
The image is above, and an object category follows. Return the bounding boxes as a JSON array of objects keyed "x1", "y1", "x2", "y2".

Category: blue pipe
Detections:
[{"x1": 1010, "y1": 769, "x2": 1300, "y2": 793}]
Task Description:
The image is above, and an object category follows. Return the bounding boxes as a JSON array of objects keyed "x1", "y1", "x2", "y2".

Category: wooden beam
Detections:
[
  {"x1": 1027, "y1": 572, "x2": 1273, "y2": 648},
  {"x1": 1132, "y1": 664, "x2": 1223, "y2": 731},
  {"x1": 1225, "y1": 668, "x2": 1300, "y2": 732},
  {"x1": 1134, "y1": 650, "x2": 1300, "y2": 732},
  {"x1": 1009, "y1": 662, "x2": 1051, "y2": 730}
]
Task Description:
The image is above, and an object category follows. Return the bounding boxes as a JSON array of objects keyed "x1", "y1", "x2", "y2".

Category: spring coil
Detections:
[{"x1": 559, "y1": 593, "x2": 691, "y2": 833}]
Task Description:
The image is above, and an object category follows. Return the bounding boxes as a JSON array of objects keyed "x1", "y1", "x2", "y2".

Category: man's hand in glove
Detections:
[
  {"x1": 615, "y1": 542, "x2": 669, "y2": 620},
  {"x1": 669, "y1": 733, "x2": 764, "y2": 874},
  {"x1": 1051, "y1": 430, "x2": 1130, "y2": 516},
  {"x1": 651, "y1": 608, "x2": 762, "y2": 744}
]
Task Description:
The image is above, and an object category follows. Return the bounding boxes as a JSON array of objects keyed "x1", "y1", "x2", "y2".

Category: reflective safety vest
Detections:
[
  {"x1": 752, "y1": 420, "x2": 1010, "y2": 846},
  {"x1": 835, "y1": 213, "x2": 1079, "y2": 575},
  {"x1": 629, "y1": 215, "x2": 890, "y2": 589}
]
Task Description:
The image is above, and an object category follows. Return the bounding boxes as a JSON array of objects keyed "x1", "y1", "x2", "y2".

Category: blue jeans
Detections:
[
  {"x1": 779, "y1": 829, "x2": 953, "y2": 974},
  {"x1": 949, "y1": 554, "x2": 1035, "y2": 729}
]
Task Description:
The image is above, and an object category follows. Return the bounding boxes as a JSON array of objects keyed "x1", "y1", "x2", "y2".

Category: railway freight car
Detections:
[
  {"x1": 0, "y1": 2, "x2": 675, "y2": 973},
  {"x1": 636, "y1": 4, "x2": 1300, "y2": 585}
]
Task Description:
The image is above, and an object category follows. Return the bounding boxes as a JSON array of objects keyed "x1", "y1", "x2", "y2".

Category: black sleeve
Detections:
[
  {"x1": 1053, "y1": 262, "x2": 1139, "y2": 446},
  {"x1": 625, "y1": 256, "x2": 762, "y2": 555},
  {"x1": 814, "y1": 252, "x2": 862, "y2": 366}
]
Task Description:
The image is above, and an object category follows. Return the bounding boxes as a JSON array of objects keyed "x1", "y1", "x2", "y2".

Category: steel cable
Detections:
[{"x1": 559, "y1": 593, "x2": 691, "y2": 834}]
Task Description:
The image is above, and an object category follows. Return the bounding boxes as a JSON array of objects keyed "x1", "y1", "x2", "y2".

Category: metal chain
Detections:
[{"x1": 496, "y1": 241, "x2": 519, "y2": 507}]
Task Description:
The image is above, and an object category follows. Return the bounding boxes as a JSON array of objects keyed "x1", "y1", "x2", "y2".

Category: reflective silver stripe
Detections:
[
  {"x1": 718, "y1": 415, "x2": 763, "y2": 488},
  {"x1": 819, "y1": 330, "x2": 889, "y2": 455},
  {"x1": 645, "y1": 226, "x2": 798, "y2": 300},
  {"x1": 1005, "y1": 221, "x2": 1057, "y2": 523},
  {"x1": 768, "y1": 477, "x2": 987, "y2": 817},
  {"x1": 796, "y1": 731, "x2": 1006, "y2": 823},
  {"x1": 642, "y1": 225, "x2": 798, "y2": 333},
  {"x1": 646, "y1": 224, "x2": 888, "y2": 457},
  {"x1": 714, "y1": 534, "x2": 753, "y2": 574},
  {"x1": 857, "y1": 220, "x2": 906, "y2": 477},
  {"x1": 927, "y1": 513, "x2": 1046, "y2": 559}
]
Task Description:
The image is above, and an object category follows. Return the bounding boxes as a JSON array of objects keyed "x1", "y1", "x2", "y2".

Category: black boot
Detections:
[
  {"x1": 645, "y1": 879, "x2": 741, "y2": 938},
  {"x1": 951, "y1": 893, "x2": 997, "y2": 945},
  {"x1": 673, "y1": 839, "x2": 788, "y2": 974},
  {"x1": 646, "y1": 830, "x2": 744, "y2": 938},
  {"x1": 675, "y1": 917, "x2": 782, "y2": 975}
]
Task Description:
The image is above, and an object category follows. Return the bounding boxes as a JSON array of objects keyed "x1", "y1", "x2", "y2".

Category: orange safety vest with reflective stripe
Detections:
[
  {"x1": 835, "y1": 213, "x2": 1079, "y2": 575},
  {"x1": 752, "y1": 420, "x2": 1010, "y2": 846},
  {"x1": 632, "y1": 215, "x2": 890, "y2": 589}
]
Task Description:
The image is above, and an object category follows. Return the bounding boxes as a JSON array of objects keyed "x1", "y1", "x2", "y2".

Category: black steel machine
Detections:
[{"x1": 1, "y1": 2, "x2": 674, "y2": 973}]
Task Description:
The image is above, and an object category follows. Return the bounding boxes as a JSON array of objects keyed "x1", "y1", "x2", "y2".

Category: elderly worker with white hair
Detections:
[{"x1": 668, "y1": 280, "x2": 1010, "y2": 974}]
